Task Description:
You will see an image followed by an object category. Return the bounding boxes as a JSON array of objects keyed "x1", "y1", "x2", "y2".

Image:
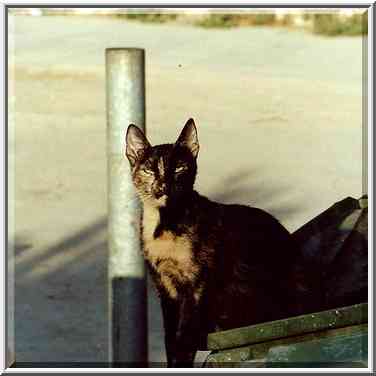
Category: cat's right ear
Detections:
[{"x1": 125, "y1": 124, "x2": 151, "y2": 167}]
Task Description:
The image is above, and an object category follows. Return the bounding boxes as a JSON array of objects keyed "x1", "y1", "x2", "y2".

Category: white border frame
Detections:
[{"x1": 1, "y1": 0, "x2": 374, "y2": 373}]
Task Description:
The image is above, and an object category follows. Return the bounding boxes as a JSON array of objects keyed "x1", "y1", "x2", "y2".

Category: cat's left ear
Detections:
[{"x1": 176, "y1": 118, "x2": 199, "y2": 158}]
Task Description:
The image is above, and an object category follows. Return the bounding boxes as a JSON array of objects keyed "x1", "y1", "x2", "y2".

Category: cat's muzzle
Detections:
[{"x1": 154, "y1": 185, "x2": 167, "y2": 199}]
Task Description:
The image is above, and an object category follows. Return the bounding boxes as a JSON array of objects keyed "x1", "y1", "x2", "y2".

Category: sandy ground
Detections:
[{"x1": 9, "y1": 15, "x2": 364, "y2": 365}]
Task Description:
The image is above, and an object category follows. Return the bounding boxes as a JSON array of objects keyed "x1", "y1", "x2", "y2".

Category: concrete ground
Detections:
[{"x1": 9, "y1": 14, "x2": 364, "y2": 366}]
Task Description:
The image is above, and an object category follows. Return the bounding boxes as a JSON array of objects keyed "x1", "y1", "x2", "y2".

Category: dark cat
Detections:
[{"x1": 125, "y1": 119, "x2": 309, "y2": 367}]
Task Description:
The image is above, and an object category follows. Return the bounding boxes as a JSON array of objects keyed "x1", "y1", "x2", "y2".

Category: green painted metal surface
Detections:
[
  {"x1": 204, "y1": 304, "x2": 368, "y2": 368},
  {"x1": 204, "y1": 323, "x2": 367, "y2": 368},
  {"x1": 207, "y1": 303, "x2": 367, "y2": 351},
  {"x1": 264, "y1": 328, "x2": 367, "y2": 368}
]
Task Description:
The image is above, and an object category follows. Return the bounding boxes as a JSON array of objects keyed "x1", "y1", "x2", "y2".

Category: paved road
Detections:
[{"x1": 9, "y1": 14, "x2": 364, "y2": 366}]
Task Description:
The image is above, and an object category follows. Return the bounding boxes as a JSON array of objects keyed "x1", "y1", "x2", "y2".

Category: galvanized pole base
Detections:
[{"x1": 106, "y1": 48, "x2": 147, "y2": 366}]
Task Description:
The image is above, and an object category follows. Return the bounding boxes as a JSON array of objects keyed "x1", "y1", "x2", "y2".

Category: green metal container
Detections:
[{"x1": 204, "y1": 303, "x2": 367, "y2": 368}]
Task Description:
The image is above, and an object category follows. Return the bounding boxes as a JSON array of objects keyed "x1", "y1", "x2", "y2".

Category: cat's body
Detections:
[
  {"x1": 143, "y1": 190, "x2": 304, "y2": 325},
  {"x1": 125, "y1": 120, "x2": 309, "y2": 367}
]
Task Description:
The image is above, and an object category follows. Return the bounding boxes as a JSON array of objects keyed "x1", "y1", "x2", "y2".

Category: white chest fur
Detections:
[{"x1": 142, "y1": 204, "x2": 199, "y2": 299}]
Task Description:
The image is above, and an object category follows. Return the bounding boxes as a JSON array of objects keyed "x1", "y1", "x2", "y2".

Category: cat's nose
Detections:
[{"x1": 154, "y1": 185, "x2": 166, "y2": 198}]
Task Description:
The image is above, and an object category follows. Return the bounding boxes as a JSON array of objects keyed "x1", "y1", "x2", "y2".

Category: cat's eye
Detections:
[
  {"x1": 142, "y1": 161, "x2": 153, "y2": 174},
  {"x1": 175, "y1": 165, "x2": 187, "y2": 173},
  {"x1": 142, "y1": 168, "x2": 153, "y2": 175}
]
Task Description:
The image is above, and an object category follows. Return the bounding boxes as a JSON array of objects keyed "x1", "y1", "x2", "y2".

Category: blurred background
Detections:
[{"x1": 8, "y1": 7, "x2": 367, "y2": 366}]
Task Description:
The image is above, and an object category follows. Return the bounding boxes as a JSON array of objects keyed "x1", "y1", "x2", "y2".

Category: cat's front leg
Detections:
[
  {"x1": 160, "y1": 295, "x2": 179, "y2": 367},
  {"x1": 169, "y1": 293, "x2": 203, "y2": 367}
]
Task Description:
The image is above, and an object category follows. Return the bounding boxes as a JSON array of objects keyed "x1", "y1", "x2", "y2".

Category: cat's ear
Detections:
[
  {"x1": 176, "y1": 118, "x2": 199, "y2": 158},
  {"x1": 125, "y1": 124, "x2": 151, "y2": 167}
]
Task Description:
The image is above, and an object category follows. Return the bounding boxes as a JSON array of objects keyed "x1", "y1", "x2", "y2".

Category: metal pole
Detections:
[{"x1": 106, "y1": 48, "x2": 147, "y2": 366}]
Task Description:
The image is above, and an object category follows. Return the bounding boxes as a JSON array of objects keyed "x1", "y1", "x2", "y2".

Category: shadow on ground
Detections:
[
  {"x1": 14, "y1": 215, "x2": 167, "y2": 366},
  {"x1": 14, "y1": 217, "x2": 109, "y2": 364}
]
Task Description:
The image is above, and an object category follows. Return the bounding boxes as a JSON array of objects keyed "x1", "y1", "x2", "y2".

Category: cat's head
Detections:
[{"x1": 125, "y1": 118, "x2": 199, "y2": 207}]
